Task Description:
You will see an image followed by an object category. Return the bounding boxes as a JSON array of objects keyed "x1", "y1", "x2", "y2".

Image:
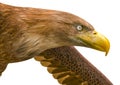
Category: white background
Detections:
[{"x1": 0, "y1": 0, "x2": 119, "y2": 85}]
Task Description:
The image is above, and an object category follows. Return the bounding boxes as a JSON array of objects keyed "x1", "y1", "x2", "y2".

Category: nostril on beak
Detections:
[{"x1": 93, "y1": 31, "x2": 97, "y2": 35}]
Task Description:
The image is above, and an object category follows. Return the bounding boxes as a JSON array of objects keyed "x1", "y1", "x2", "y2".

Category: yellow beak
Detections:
[{"x1": 76, "y1": 31, "x2": 110, "y2": 56}]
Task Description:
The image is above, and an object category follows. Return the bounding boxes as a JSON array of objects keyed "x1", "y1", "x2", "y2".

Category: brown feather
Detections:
[{"x1": 0, "y1": 3, "x2": 112, "y2": 85}]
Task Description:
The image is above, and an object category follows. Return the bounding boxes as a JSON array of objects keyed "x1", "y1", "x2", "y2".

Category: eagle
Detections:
[{"x1": 0, "y1": 3, "x2": 112, "y2": 85}]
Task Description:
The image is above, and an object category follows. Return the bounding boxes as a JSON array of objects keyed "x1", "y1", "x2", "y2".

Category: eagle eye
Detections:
[{"x1": 76, "y1": 25, "x2": 83, "y2": 31}]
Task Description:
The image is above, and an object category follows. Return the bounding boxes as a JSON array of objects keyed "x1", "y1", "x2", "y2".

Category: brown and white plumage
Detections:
[{"x1": 0, "y1": 3, "x2": 112, "y2": 85}]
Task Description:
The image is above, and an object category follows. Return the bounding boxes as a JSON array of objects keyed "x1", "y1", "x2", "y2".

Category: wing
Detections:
[{"x1": 34, "y1": 46, "x2": 112, "y2": 85}]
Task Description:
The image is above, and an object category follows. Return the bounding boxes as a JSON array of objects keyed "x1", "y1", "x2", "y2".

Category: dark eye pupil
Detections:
[{"x1": 77, "y1": 25, "x2": 82, "y2": 31}]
